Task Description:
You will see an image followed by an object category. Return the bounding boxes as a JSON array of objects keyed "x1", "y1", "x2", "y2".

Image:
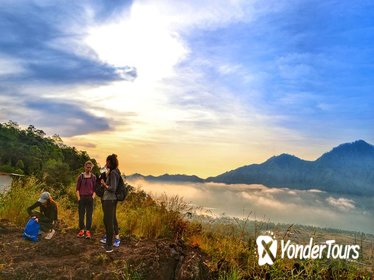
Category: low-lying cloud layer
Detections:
[{"x1": 128, "y1": 179, "x2": 374, "y2": 234}]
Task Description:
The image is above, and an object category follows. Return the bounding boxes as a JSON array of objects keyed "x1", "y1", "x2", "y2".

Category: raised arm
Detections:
[{"x1": 27, "y1": 201, "x2": 41, "y2": 216}]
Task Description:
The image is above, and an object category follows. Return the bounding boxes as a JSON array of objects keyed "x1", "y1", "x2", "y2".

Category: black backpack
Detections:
[
  {"x1": 95, "y1": 172, "x2": 106, "y2": 198},
  {"x1": 115, "y1": 175, "x2": 128, "y2": 201}
]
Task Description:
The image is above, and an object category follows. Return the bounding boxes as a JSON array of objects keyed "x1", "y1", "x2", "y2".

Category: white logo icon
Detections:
[{"x1": 256, "y1": 235, "x2": 277, "y2": 266}]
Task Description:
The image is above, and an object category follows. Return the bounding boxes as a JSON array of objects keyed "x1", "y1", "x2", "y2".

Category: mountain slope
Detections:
[
  {"x1": 128, "y1": 173, "x2": 205, "y2": 183},
  {"x1": 206, "y1": 153, "x2": 316, "y2": 189},
  {"x1": 207, "y1": 140, "x2": 374, "y2": 195},
  {"x1": 129, "y1": 141, "x2": 374, "y2": 195}
]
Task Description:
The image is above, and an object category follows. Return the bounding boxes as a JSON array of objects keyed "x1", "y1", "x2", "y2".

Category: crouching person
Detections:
[{"x1": 27, "y1": 191, "x2": 58, "y2": 239}]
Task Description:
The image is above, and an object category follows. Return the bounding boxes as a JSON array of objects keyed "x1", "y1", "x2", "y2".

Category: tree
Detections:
[
  {"x1": 0, "y1": 121, "x2": 98, "y2": 190},
  {"x1": 15, "y1": 159, "x2": 24, "y2": 170},
  {"x1": 43, "y1": 160, "x2": 72, "y2": 194}
]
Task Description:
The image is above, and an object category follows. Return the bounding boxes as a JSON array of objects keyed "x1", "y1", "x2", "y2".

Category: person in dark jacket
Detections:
[
  {"x1": 27, "y1": 191, "x2": 58, "y2": 239},
  {"x1": 100, "y1": 154, "x2": 121, "y2": 253},
  {"x1": 76, "y1": 160, "x2": 96, "y2": 239}
]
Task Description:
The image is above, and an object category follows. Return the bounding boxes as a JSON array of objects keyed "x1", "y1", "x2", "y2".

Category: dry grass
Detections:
[
  {"x1": 1, "y1": 178, "x2": 372, "y2": 279},
  {"x1": 0, "y1": 177, "x2": 41, "y2": 225}
]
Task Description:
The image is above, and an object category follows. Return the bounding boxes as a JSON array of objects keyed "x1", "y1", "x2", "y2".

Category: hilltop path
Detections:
[{"x1": 0, "y1": 220, "x2": 211, "y2": 280}]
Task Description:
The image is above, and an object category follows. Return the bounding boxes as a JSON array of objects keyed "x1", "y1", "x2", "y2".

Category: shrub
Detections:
[{"x1": 0, "y1": 177, "x2": 43, "y2": 225}]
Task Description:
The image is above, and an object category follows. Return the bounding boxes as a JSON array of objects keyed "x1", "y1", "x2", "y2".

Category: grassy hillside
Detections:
[
  {"x1": 0, "y1": 123, "x2": 372, "y2": 279},
  {"x1": 0, "y1": 178, "x2": 372, "y2": 279}
]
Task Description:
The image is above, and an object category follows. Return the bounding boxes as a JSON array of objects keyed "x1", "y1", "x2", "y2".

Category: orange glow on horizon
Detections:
[{"x1": 63, "y1": 134, "x2": 328, "y2": 178}]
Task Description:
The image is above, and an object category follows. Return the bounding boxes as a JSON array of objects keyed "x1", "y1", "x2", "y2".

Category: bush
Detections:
[
  {"x1": 115, "y1": 191, "x2": 193, "y2": 239},
  {"x1": 0, "y1": 177, "x2": 44, "y2": 225}
]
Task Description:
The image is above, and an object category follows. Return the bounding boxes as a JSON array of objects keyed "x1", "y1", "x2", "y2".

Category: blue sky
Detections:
[{"x1": 0, "y1": 0, "x2": 373, "y2": 176}]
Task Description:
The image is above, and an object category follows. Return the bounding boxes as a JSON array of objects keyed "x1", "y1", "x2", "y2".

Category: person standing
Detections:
[
  {"x1": 76, "y1": 160, "x2": 96, "y2": 239},
  {"x1": 100, "y1": 154, "x2": 121, "y2": 253}
]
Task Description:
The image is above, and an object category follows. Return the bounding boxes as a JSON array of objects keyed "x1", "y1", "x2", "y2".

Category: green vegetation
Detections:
[
  {"x1": 1, "y1": 178, "x2": 372, "y2": 279},
  {"x1": 0, "y1": 177, "x2": 41, "y2": 225},
  {"x1": 0, "y1": 121, "x2": 99, "y2": 193},
  {"x1": 0, "y1": 123, "x2": 372, "y2": 279}
]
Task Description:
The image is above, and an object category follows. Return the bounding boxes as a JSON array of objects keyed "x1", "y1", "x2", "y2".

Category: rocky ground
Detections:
[{"x1": 0, "y1": 220, "x2": 213, "y2": 280}]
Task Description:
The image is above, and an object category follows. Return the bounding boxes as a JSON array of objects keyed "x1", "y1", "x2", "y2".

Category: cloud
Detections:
[
  {"x1": 128, "y1": 179, "x2": 374, "y2": 233},
  {"x1": 276, "y1": 53, "x2": 317, "y2": 80},
  {"x1": 0, "y1": 0, "x2": 138, "y2": 137},
  {"x1": 1, "y1": 0, "x2": 373, "y2": 176},
  {"x1": 0, "y1": 55, "x2": 26, "y2": 76},
  {"x1": 0, "y1": 0, "x2": 335, "y2": 148},
  {"x1": 24, "y1": 98, "x2": 112, "y2": 137},
  {"x1": 82, "y1": 0, "x2": 275, "y2": 147},
  {"x1": 115, "y1": 66, "x2": 137, "y2": 81},
  {"x1": 326, "y1": 197, "x2": 356, "y2": 211},
  {"x1": 0, "y1": 1, "x2": 136, "y2": 86}
]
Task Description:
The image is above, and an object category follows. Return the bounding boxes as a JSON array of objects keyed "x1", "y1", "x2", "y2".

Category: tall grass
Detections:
[
  {"x1": 0, "y1": 177, "x2": 43, "y2": 225},
  {"x1": 188, "y1": 218, "x2": 373, "y2": 279},
  {"x1": 117, "y1": 191, "x2": 193, "y2": 239},
  {"x1": 1, "y1": 178, "x2": 372, "y2": 279},
  {"x1": 64, "y1": 185, "x2": 192, "y2": 240}
]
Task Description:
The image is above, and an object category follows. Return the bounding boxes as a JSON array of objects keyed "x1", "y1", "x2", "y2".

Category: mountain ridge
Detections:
[{"x1": 128, "y1": 140, "x2": 374, "y2": 195}]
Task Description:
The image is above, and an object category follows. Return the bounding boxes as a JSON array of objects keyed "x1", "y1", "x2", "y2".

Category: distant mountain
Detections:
[
  {"x1": 207, "y1": 140, "x2": 374, "y2": 195},
  {"x1": 206, "y1": 154, "x2": 315, "y2": 188},
  {"x1": 127, "y1": 173, "x2": 204, "y2": 183},
  {"x1": 128, "y1": 140, "x2": 374, "y2": 196}
]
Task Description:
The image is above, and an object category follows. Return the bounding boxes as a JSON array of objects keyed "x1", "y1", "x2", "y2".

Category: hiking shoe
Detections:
[
  {"x1": 45, "y1": 229, "x2": 55, "y2": 240},
  {"x1": 103, "y1": 244, "x2": 113, "y2": 253},
  {"x1": 85, "y1": 230, "x2": 91, "y2": 239},
  {"x1": 113, "y1": 238, "x2": 121, "y2": 248},
  {"x1": 77, "y1": 230, "x2": 85, "y2": 238},
  {"x1": 100, "y1": 235, "x2": 107, "y2": 244}
]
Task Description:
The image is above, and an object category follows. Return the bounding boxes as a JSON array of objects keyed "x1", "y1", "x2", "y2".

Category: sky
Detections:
[{"x1": 0, "y1": 0, "x2": 374, "y2": 177}]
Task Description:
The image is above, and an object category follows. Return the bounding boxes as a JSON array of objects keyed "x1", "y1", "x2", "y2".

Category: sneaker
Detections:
[
  {"x1": 77, "y1": 230, "x2": 85, "y2": 238},
  {"x1": 103, "y1": 244, "x2": 113, "y2": 253},
  {"x1": 100, "y1": 235, "x2": 107, "y2": 244},
  {"x1": 113, "y1": 238, "x2": 121, "y2": 248},
  {"x1": 85, "y1": 230, "x2": 91, "y2": 239},
  {"x1": 45, "y1": 229, "x2": 55, "y2": 240}
]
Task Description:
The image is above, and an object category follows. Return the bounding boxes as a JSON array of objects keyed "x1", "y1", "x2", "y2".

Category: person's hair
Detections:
[
  {"x1": 106, "y1": 154, "x2": 119, "y2": 170},
  {"x1": 85, "y1": 160, "x2": 93, "y2": 167},
  {"x1": 46, "y1": 195, "x2": 57, "y2": 209}
]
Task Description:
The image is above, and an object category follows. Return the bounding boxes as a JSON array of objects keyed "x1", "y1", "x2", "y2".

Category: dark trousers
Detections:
[
  {"x1": 78, "y1": 196, "x2": 94, "y2": 231},
  {"x1": 102, "y1": 200, "x2": 118, "y2": 247},
  {"x1": 31, "y1": 211, "x2": 53, "y2": 232}
]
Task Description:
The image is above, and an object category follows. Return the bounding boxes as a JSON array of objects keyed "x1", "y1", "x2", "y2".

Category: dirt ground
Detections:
[{"x1": 0, "y1": 220, "x2": 212, "y2": 280}]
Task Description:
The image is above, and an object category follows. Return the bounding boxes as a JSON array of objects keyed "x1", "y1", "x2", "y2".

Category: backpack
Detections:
[
  {"x1": 79, "y1": 173, "x2": 97, "y2": 195},
  {"x1": 95, "y1": 172, "x2": 106, "y2": 198},
  {"x1": 95, "y1": 183, "x2": 105, "y2": 198},
  {"x1": 79, "y1": 173, "x2": 96, "y2": 185},
  {"x1": 116, "y1": 175, "x2": 128, "y2": 201},
  {"x1": 23, "y1": 217, "x2": 40, "y2": 242}
]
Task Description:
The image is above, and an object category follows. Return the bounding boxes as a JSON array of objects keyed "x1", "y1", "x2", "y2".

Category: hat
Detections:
[{"x1": 38, "y1": 192, "x2": 51, "y2": 203}]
